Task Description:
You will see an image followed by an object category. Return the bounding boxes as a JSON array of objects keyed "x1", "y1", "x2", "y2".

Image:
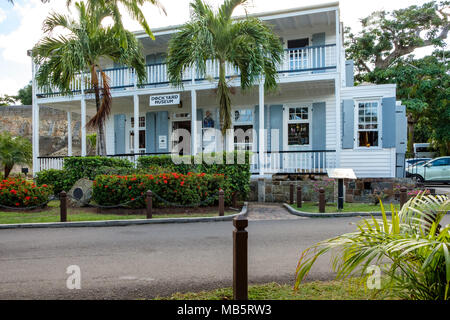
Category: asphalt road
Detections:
[{"x1": 1, "y1": 214, "x2": 449, "y2": 300}]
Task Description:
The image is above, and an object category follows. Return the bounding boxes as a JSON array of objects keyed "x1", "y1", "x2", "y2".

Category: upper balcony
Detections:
[{"x1": 36, "y1": 44, "x2": 337, "y2": 99}]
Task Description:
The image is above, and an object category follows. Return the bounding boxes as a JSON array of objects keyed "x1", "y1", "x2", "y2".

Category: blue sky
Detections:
[{"x1": 0, "y1": 0, "x2": 445, "y2": 98}]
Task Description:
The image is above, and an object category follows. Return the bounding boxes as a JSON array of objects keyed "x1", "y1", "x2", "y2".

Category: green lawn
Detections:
[
  {"x1": 158, "y1": 279, "x2": 396, "y2": 300},
  {"x1": 291, "y1": 202, "x2": 400, "y2": 214},
  {"x1": 0, "y1": 201, "x2": 236, "y2": 224}
]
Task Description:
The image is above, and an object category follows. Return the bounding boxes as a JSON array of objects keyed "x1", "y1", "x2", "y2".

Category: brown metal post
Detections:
[
  {"x1": 289, "y1": 184, "x2": 294, "y2": 204},
  {"x1": 318, "y1": 188, "x2": 326, "y2": 213},
  {"x1": 146, "y1": 190, "x2": 153, "y2": 219},
  {"x1": 219, "y1": 189, "x2": 225, "y2": 216},
  {"x1": 297, "y1": 185, "x2": 302, "y2": 208},
  {"x1": 233, "y1": 215, "x2": 248, "y2": 300},
  {"x1": 400, "y1": 187, "x2": 407, "y2": 209},
  {"x1": 60, "y1": 191, "x2": 67, "y2": 222}
]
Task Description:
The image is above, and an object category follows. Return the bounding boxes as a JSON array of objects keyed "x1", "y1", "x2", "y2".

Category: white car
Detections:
[{"x1": 406, "y1": 157, "x2": 450, "y2": 183}]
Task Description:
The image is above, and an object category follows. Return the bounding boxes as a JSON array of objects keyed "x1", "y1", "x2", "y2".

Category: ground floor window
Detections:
[
  {"x1": 129, "y1": 116, "x2": 146, "y2": 153},
  {"x1": 287, "y1": 105, "x2": 310, "y2": 146},
  {"x1": 233, "y1": 109, "x2": 254, "y2": 152},
  {"x1": 356, "y1": 101, "x2": 380, "y2": 148}
]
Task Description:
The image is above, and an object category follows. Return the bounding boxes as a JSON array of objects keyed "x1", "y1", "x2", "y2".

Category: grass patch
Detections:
[
  {"x1": 0, "y1": 201, "x2": 236, "y2": 224},
  {"x1": 158, "y1": 279, "x2": 396, "y2": 300},
  {"x1": 291, "y1": 202, "x2": 400, "y2": 214}
]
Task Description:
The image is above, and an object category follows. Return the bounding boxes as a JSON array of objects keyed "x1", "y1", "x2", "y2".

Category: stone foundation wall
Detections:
[{"x1": 249, "y1": 175, "x2": 418, "y2": 204}]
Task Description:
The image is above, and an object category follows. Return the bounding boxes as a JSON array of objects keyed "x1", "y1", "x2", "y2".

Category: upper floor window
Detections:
[
  {"x1": 287, "y1": 106, "x2": 310, "y2": 146},
  {"x1": 356, "y1": 101, "x2": 380, "y2": 148}
]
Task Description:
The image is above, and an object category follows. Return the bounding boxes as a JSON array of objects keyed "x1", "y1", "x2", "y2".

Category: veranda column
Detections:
[
  {"x1": 133, "y1": 94, "x2": 139, "y2": 153},
  {"x1": 191, "y1": 89, "x2": 197, "y2": 156},
  {"x1": 67, "y1": 111, "x2": 72, "y2": 156},
  {"x1": 258, "y1": 83, "x2": 265, "y2": 176},
  {"x1": 335, "y1": 8, "x2": 342, "y2": 168},
  {"x1": 31, "y1": 57, "x2": 40, "y2": 175},
  {"x1": 81, "y1": 73, "x2": 87, "y2": 157}
]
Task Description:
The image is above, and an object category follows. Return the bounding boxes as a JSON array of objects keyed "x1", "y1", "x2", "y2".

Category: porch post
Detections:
[
  {"x1": 31, "y1": 56, "x2": 39, "y2": 175},
  {"x1": 67, "y1": 111, "x2": 72, "y2": 156},
  {"x1": 81, "y1": 73, "x2": 87, "y2": 157},
  {"x1": 133, "y1": 94, "x2": 139, "y2": 153},
  {"x1": 335, "y1": 8, "x2": 342, "y2": 168},
  {"x1": 258, "y1": 83, "x2": 265, "y2": 176},
  {"x1": 191, "y1": 89, "x2": 197, "y2": 155}
]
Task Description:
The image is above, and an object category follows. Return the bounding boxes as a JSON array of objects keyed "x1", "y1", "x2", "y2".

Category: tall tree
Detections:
[
  {"x1": 66, "y1": 0, "x2": 166, "y2": 48},
  {"x1": 345, "y1": 1, "x2": 449, "y2": 79},
  {"x1": 32, "y1": 2, "x2": 146, "y2": 155},
  {"x1": 167, "y1": 0, "x2": 283, "y2": 134},
  {"x1": 15, "y1": 83, "x2": 32, "y2": 105}
]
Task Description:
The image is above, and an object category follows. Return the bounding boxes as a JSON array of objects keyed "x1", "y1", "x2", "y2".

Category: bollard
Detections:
[
  {"x1": 290, "y1": 184, "x2": 294, "y2": 205},
  {"x1": 219, "y1": 189, "x2": 225, "y2": 216},
  {"x1": 233, "y1": 215, "x2": 248, "y2": 300},
  {"x1": 297, "y1": 185, "x2": 302, "y2": 208},
  {"x1": 232, "y1": 191, "x2": 238, "y2": 208},
  {"x1": 400, "y1": 187, "x2": 407, "y2": 209},
  {"x1": 60, "y1": 191, "x2": 67, "y2": 222},
  {"x1": 318, "y1": 188, "x2": 326, "y2": 213},
  {"x1": 146, "y1": 190, "x2": 153, "y2": 219}
]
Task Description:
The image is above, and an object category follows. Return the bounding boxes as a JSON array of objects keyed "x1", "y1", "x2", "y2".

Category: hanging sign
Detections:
[{"x1": 150, "y1": 94, "x2": 180, "y2": 106}]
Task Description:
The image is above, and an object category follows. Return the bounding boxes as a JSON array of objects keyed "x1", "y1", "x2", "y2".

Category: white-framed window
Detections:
[
  {"x1": 287, "y1": 105, "x2": 311, "y2": 146},
  {"x1": 129, "y1": 116, "x2": 146, "y2": 153},
  {"x1": 232, "y1": 109, "x2": 254, "y2": 152},
  {"x1": 355, "y1": 100, "x2": 381, "y2": 149}
]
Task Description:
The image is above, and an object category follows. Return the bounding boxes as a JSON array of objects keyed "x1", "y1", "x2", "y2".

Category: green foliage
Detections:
[
  {"x1": 295, "y1": 193, "x2": 450, "y2": 300},
  {"x1": 167, "y1": 0, "x2": 283, "y2": 133},
  {"x1": 0, "y1": 132, "x2": 32, "y2": 179},
  {"x1": 35, "y1": 169, "x2": 75, "y2": 196},
  {"x1": 0, "y1": 177, "x2": 53, "y2": 208},
  {"x1": 137, "y1": 152, "x2": 251, "y2": 202},
  {"x1": 15, "y1": 82, "x2": 32, "y2": 105},
  {"x1": 92, "y1": 172, "x2": 225, "y2": 208},
  {"x1": 0, "y1": 94, "x2": 16, "y2": 106}
]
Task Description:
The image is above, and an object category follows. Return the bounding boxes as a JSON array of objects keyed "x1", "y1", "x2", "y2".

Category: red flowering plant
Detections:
[
  {"x1": 92, "y1": 172, "x2": 225, "y2": 209},
  {"x1": 0, "y1": 178, "x2": 53, "y2": 208}
]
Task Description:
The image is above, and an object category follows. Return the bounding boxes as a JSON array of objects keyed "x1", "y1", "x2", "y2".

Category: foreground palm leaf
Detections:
[
  {"x1": 32, "y1": 2, "x2": 146, "y2": 155},
  {"x1": 295, "y1": 192, "x2": 450, "y2": 300},
  {"x1": 167, "y1": 0, "x2": 283, "y2": 134}
]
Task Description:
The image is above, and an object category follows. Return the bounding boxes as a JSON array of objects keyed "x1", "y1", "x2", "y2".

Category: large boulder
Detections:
[{"x1": 68, "y1": 178, "x2": 93, "y2": 207}]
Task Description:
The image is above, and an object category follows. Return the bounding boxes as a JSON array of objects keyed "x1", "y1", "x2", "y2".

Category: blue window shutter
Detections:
[
  {"x1": 269, "y1": 105, "x2": 283, "y2": 152},
  {"x1": 312, "y1": 32, "x2": 326, "y2": 73},
  {"x1": 156, "y1": 111, "x2": 169, "y2": 153},
  {"x1": 342, "y1": 100, "x2": 355, "y2": 149},
  {"x1": 312, "y1": 102, "x2": 326, "y2": 168},
  {"x1": 345, "y1": 60, "x2": 354, "y2": 87},
  {"x1": 145, "y1": 112, "x2": 156, "y2": 153},
  {"x1": 114, "y1": 114, "x2": 126, "y2": 154},
  {"x1": 382, "y1": 97, "x2": 396, "y2": 148}
]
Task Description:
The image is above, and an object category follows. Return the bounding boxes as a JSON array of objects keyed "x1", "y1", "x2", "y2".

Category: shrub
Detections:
[
  {"x1": 92, "y1": 172, "x2": 225, "y2": 208},
  {"x1": 0, "y1": 177, "x2": 53, "y2": 208},
  {"x1": 35, "y1": 169, "x2": 76, "y2": 196},
  {"x1": 64, "y1": 156, "x2": 134, "y2": 181},
  {"x1": 137, "y1": 151, "x2": 251, "y2": 202}
]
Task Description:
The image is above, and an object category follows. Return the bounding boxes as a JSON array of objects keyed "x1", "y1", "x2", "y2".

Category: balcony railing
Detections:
[
  {"x1": 37, "y1": 150, "x2": 336, "y2": 175},
  {"x1": 36, "y1": 44, "x2": 337, "y2": 98}
]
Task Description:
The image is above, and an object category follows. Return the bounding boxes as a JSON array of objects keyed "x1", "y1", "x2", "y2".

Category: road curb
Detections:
[
  {"x1": 283, "y1": 203, "x2": 393, "y2": 218},
  {"x1": 0, "y1": 203, "x2": 248, "y2": 230}
]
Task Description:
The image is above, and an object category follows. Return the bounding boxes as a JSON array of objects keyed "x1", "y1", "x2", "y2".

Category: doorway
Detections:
[{"x1": 172, "y1": 120, "x2": 191, "y2": 155}]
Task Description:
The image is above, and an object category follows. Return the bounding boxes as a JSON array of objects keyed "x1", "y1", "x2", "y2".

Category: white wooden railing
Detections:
[{"x1": 36, "y1": 44, "x2": 337, "y2": 97}]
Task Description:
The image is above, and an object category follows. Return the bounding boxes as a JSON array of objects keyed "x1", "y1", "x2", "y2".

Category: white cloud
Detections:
[{"x1": 0, "y1": 0, "x2": 447, "y2": 96}]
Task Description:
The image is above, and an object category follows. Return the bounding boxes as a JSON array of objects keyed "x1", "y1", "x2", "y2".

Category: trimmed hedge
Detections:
[
  {"x1": 0, "y1": 178, "x2": 53, "y2": 208},
  {"x1": 137, "y1": 152, "x2": 251, "y2": 202},
  {"x1": 35, "y1": 169, "x2": 75, "y2": 196},
  {"x1": 92, "y1": 172, "x2": 225, "y2": 208}
]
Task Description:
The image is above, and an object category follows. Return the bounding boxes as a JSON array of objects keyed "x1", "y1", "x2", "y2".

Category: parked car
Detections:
[
  {"x1": 406, "y1": 157, "x2": 450, "y2": 183},
  {"x1": 406, "y1": 158, "x2": 432, "y2": 167}
]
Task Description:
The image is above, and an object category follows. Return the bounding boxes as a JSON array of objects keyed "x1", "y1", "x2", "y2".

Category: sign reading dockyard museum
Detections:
[{"x1": 150, "y1": 94, "x2": 180, "y2": 106}]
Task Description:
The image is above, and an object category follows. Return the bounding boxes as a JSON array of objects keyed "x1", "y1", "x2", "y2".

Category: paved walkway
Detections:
[{"x1": 246, "y1": 202, "x2": 304, "y2": 221}]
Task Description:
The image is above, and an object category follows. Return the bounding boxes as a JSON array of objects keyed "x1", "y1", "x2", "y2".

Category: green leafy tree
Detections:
[
  {"x1": 32, "y1": 2, "x2": 146, "y2": 156},
  {"x1": 15, "y1": 82, "x2": 32, "y2": 106},
  {"x1": 167, "y1": 0, "x2": 283, "y2": 134},
  {"x1": 295, "y1": 193, "x2": 450, "y2": 300},
  {"x1": 0, "y1": 132, "x2": 32, "y2": 179}
]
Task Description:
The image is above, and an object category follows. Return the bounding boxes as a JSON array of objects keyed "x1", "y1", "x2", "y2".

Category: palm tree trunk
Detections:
[
  {"x1": 218, "y1": 60, "x2": 231, "y2": 152},
  {"x1": 90, "y1": 66, "x2": 108, "y2": 156},
  {"x1": 4, "y1": 164, "x2": 13, "y2": 179}
]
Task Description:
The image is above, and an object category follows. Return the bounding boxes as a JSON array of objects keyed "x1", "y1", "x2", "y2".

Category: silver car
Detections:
[{"x1": 406, "y1": 157, "x2": 450, "y2": 183}]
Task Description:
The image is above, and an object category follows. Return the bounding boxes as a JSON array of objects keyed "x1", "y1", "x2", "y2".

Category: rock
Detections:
[{"x1": 68, "y1": 178, "x2": 93, "y2": 207}]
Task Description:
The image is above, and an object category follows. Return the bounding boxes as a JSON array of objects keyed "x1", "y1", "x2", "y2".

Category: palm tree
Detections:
[
  {"x1": 0, "y1": 132, "x2": 32, "y2": 179},
  {"x1": 295, "y1": 193, "x2": 450, "y2": 300},
  {"x1": 66, "y1": 0, "x2": 166, "y2": 48},
  {"x1": 32, "y1": 2, "x2": 146, "y2": 155},
  {"x1": 167, "y1": 0, "x2": 283, "y2": 134}
]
